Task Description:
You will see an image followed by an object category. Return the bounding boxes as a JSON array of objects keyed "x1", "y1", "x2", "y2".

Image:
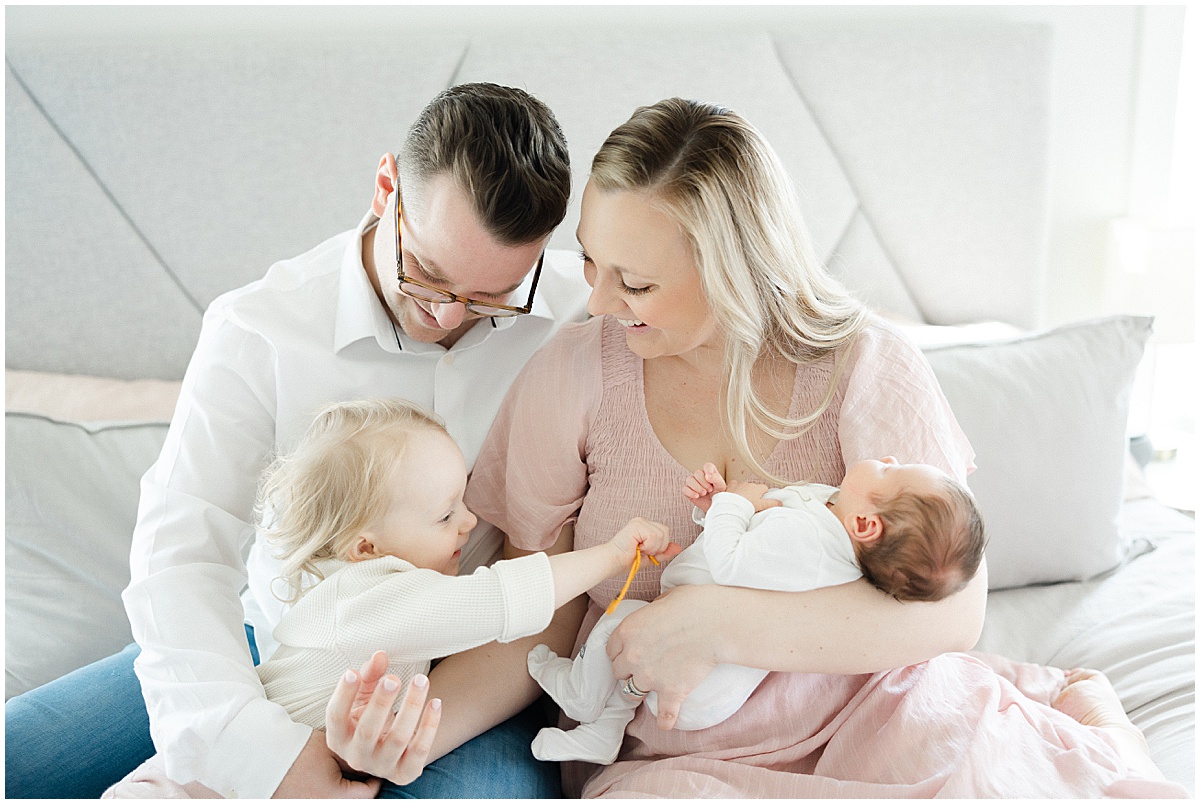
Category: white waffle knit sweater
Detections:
[{"x1": 256, "y1": 551, "x2": 555, "y2": 729}]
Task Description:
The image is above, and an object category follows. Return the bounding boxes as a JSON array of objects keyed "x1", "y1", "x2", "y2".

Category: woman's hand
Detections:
[
  {"x1": 606, "y1": 585, "x2": 725, "y2": 730},
  {"x1": 324, "y1": 650, "x2": 442, "y2": 786}
]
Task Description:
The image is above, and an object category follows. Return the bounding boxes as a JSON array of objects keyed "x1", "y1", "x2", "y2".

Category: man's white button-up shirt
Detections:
[{"x1": 123, "y1": 213, "x2": 589, "y2": 798}]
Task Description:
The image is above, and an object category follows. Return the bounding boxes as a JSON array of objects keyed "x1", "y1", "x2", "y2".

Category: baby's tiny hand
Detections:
[
  {"x1": 682, "y1": 462, "x2": 727, "y2": 513},
  {"x1": 611, "y1": 517, "x2": 681, "y2": 567},
  {"x1": 725, "y1": 481, "x2": 783, "y2": 514}
]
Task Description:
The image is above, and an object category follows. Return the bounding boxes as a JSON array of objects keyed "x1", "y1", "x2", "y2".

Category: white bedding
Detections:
[{"x1": 977, "y1": 498, "x2": 1196, "y2": 793}]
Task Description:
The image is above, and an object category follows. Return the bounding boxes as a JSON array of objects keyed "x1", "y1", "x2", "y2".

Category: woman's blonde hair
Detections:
[
  {"x1": 590, "y1": 98, "x2": 868, "y2": 484},
  {"x1": 257, "y1": 398, "x2": 448, "y2": 603}
]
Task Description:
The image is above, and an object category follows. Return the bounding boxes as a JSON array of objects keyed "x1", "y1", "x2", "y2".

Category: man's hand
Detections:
[
  {"x1": 272, "y1": 730, "x2": 381, "y2": 798},
  {"x1": 325, "y1": 651, "x2": 442, "y2": 786}
]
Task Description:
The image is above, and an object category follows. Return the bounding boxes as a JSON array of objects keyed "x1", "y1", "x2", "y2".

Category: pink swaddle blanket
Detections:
[
  {"x1": 575, "y1": 652, "x2": 1186, "y2": 798},
  {"x1": 106, "y1": 653, "x2": 1186, "y2": 798}
]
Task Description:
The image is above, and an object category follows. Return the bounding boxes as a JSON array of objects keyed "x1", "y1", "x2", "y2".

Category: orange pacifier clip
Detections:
[{"x1": 606, "y1": 548, "x2": 660, "y2": 616}]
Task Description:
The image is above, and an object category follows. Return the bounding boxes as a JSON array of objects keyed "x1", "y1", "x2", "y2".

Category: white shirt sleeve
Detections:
[
  {"x1": 314, "y1": 553, "x2": 556, "y2": 666},
  {"x1": 123, "y1": 307, "x2": 308, "y2": 799},
  {"x1": 698, "y1": 492, "x2": 860, "y2": 592}
]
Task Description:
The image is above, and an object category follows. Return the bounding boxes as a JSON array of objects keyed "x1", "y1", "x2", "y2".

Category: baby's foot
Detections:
[
  {"x1": 1052, "y1": 668, "x2": 1169, "y2": 781},
  {"x1": 527, "y1": 644, "x2": 561, "y2": 678},
  {"x1": 1052, "y1": 669, "x2": 1148, "y2": 747}
]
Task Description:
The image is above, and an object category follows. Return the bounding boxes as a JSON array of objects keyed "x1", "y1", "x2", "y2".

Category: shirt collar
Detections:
[
  {"x1": 333, "y1": 212, "x2": 404, "y2": 355},
  {"x1": 333, "y1": 212, "x2": 556, "y2": 355},
  {"x1": 794, "y1": 483, "x2": 840, "y2": 505}
]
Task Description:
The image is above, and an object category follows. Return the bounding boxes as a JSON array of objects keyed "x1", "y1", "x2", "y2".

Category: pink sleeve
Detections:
[
  {"x1": 839, "y1": 320, "x2": 976, "y2": 483},
  {"x1": 464, "y1": 319, "x2": 602, "y2": 552}
]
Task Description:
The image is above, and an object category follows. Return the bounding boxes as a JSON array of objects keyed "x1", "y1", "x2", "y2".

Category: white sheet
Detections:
[{"x1": 977, "y1": 498, "x2": 1196, "y2": 793}]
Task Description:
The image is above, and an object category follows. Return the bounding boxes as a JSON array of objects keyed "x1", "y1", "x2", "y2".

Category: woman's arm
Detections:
[{"x1": 608, "y1": 557, "x2": 988, "y2": 729}]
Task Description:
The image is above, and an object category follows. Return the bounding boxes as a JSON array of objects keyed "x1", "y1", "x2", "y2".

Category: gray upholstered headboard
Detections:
[{"x1": 5, "y1": 17, "x2": 1050, "y2": 380}]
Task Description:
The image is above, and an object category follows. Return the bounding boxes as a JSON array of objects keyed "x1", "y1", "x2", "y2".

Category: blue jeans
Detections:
[
  {"x1": 5, "y1": 641, "x2": 155, "y2": 799},
  {"x1": 5, "y1": 628, "x2": 561, "y2": 799},
  {"x1": 380, "y1": 697, "x2": 561, "y2": 798}
]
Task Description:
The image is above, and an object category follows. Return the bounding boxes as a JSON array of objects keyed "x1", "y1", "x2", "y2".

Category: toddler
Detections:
[
  {"x1": 527, "y1": 457, "x2": 985, "y2": 764},
  {"x1": 131, "y1": 398, "x2": 678, "y2": 788}
]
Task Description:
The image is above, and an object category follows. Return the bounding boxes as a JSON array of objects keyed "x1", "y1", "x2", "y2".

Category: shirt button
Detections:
[{"x1": 443, "y1": 354, "x2": 456, "y2": 366}]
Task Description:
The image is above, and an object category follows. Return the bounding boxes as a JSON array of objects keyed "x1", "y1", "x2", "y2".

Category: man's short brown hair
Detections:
[
  {"x1": 398, "y1": 82, "x2": 570, "y2": 245},
  {"x1": 856, "y1": 477, "x2": 986, "y2": 602}
]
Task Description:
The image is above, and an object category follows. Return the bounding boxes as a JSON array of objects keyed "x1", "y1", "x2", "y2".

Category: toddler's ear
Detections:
[{"x1": 348, "y1": 534, "x2": 378, "y2": 562}]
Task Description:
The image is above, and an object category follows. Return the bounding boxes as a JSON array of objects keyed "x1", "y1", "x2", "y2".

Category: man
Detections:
[{"x1": 5, "y1": 83, "x2": 590, "y2": 798}]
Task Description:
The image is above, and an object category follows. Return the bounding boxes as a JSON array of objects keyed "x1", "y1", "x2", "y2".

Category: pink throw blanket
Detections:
[
  {"x1": 577, "y1": 652, "x2": 1185, "y2": 798},
  {"x1": 105, "y1": 653, "x2": 1186, "y2": 798}
]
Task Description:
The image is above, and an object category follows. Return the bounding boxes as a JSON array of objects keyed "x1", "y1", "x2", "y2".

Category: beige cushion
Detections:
[{"x1": 6, "y1": 369, "x2": 180, "y2": 423}]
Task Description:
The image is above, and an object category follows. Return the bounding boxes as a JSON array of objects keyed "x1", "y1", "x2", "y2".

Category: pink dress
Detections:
[{"x1": 466, "y1": 315, "x2": 1184, "y2": 798}]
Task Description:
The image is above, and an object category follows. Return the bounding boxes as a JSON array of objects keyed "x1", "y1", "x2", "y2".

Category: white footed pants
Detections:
[{"x1": 526, "y1": 599, "x2": 769, "y2": 764}]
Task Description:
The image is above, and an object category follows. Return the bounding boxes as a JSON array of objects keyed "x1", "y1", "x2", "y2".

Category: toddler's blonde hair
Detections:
[{"x1": 257, "y1": 398, "x2": 448, "y2": 603}]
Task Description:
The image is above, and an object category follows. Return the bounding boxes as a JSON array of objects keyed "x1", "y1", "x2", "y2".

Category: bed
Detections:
[{"x1": 5, "y1": 7, "x2": 1193, "y2": 795}]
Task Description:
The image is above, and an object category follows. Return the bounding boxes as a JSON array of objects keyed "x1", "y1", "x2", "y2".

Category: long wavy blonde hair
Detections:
[
  {"x1": 590, "y1": 98, "x2": 868, "y2": 484},
  {"x1": 257, "y1": 398, "x2": 448, "y2": 603}
]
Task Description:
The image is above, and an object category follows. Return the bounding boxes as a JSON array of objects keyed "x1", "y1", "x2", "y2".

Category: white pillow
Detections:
[
  {"x1": 898, "y1": 320, "x2": 1023, "y2": 347},
  {"x1": 920, "y1": 315, "x2": 1152, "y2": 590},
  {"x1": 4, "y1": 413, "x2": 168, "y2": 698}
]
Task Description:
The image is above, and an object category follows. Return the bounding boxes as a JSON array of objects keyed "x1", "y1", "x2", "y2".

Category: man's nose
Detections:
[{"x1": 432, "y1": 301, "x2": 467, "y2": 329}]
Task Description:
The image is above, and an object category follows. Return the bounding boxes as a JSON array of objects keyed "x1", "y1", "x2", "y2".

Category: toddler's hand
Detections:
[
  {"x1": 682, "y1": 462, "x2": 727, "y2": 513},
  {"x1": 726, "y1": 480, "x2": 783, "y2": 513},
  {"x1": 610, "y1": 517, "x2": 681, "y2": 567}
]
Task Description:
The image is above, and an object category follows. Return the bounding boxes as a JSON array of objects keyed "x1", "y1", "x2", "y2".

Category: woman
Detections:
[{"x1": 464, "y1": 98, "x2": 1178, "y2": 797}]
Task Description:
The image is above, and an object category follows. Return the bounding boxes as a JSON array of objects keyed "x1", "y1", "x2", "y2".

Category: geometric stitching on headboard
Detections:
[
  {"x1": 773, "y1": 24, "x2": 1052, "y2": 328},
  {"x1": 7, "y1": 59, "x2": 204, "y2": 316},
  {"x1": 5, "y1": 22, "x2": 1050, "y2": 381},
  {"x1": 768, "y1": 44, "x2": 927, "y2": 322}
]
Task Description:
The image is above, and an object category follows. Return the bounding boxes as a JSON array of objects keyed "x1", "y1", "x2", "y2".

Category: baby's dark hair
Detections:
[{"x1": 854, "y1": 476, "x2": 985, "y2": 602}]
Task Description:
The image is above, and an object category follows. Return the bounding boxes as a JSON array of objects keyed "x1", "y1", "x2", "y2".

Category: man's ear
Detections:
[
  {"x1": 371, "y1": 153, "x2": 398, "y2": 218},
  {"x1": 347, "y1": 533, "x2": 378, "y2": 562},
  {"x1": 846, "y1": 513, "x2": 884, "y2": 545}
]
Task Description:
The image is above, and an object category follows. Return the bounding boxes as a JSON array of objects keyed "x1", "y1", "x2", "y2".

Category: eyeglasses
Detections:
[{"x1": 394, "y1": 186, "x2": 544, "y2": 318}]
